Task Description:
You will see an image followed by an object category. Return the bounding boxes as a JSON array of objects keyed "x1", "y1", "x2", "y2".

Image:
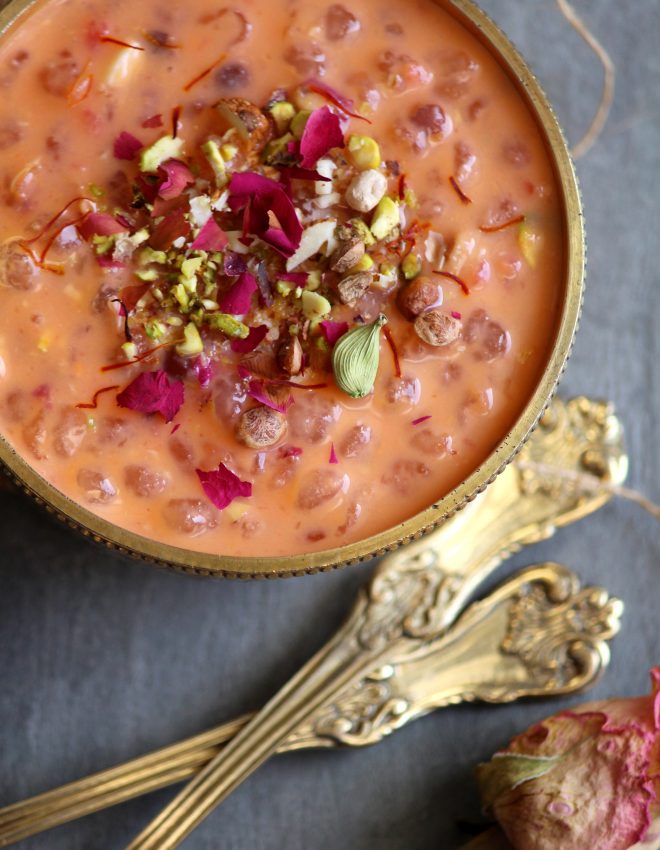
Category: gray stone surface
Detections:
[{"x1": 0, "y1": 1, "x2": 658, "y2": 848}]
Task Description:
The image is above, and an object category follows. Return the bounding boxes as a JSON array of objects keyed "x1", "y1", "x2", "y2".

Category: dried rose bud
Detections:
[
  {"x1": 236, "y1": 405, "x2": 287, "y2": 449},
  {"x1": 476, "y1": 668, "x2": 660, "y2": 850},
  {"x1": 277, "y1": 336, "x2": 303, "y2": 376},
  {"x1": 329, "y1": 238, "x2": 365, "y2": 274},
  {"x1": 337, "y1": 270, "x2": 372, "y2": 306},
  {"x1": 397, "y1": 276, "x2": 441, "y2": 320},
  {"x1": 414, "y1": 309, "x2": 461, "y2": 346}
]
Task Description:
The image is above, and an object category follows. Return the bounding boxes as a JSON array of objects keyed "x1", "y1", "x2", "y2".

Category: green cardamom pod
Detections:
[{"x1": 331, "y1": 314, "x2": 388, "y2": 398}]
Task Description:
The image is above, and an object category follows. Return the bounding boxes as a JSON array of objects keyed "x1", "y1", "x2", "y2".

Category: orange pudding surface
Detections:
[{"x1": 0, "y1": 0, "x2": 564, "y2": 555}]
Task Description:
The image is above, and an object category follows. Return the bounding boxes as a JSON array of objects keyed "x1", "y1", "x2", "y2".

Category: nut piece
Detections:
[
  {"x1": 337, "y1": 271, "x2": 372, "y2": 306},
  {"x1": 414, "y1": 310, "x2": 461, "y2": 347},
  {"x1": 345, "y1": 169, "x2": 388, "y2": 213},
  {"x1": 277, "y1": 336, "x2": 303, "y2": 376},
  {"x1": 330, "y1": 237, "x2": 365, "y2": 273},
  {"x1": 236, "y1": 405, "x2": 287, "y2": 449},
  {"x1": 397, "y1": 276, "x2": 441, "y2": 320},
  {"x1": 216, "y1": 97, "x2": 272, "y2": 152}
]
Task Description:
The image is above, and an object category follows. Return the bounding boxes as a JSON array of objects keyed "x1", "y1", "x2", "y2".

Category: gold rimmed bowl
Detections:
[{"x1": 0, "y1": 0, "x2": 585, "y2": 578}]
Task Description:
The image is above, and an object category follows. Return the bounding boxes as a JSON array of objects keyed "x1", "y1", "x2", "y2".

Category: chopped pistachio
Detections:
[
  {"x1": 370, "y1": 197, "x2": 399, "y2": 241},
  {"x1": 145, "y1": 320, "x2": 166, "y2": 340},
  {"x1": 201, "y1": 139, "x2": 227, "y2": 186},
  {"x1": 205, "y1": 313, "x2": 249, "y2": 338},
  {"x1": 294, "y1": 286, "x2": 303, "y2": 299},
  {"x1": 276, "y1": 280, "x2": 293, "y2": 297},
  {"x1": 220, "y1": 143, "x2": 238, "y2": 162},
  {"x1": 350, "y1": 254, "x2": 374, "y2": 273},
  {"x1": 91, "y1": 234, "x2": 116, "y2": 255},
  {"x1": 139, "y1": 135, "x2": 184, "y2": 173},
  {"x1": 269, "y1": 101, "x2": 295, "y2": 134},
  {"x1": 291, "y1": 110, "x2": 311, "y2": 140},
  {"x1": 263, "y1": 133, "x2": 295, "y2": 165},
  {"x1": 89, "y1": 183, "x2": 105, "y2": 198},
  {"x1": 37, "y1": 334, "x2": 50, "y2": 353},
  {"x1": 86, "y1": 416, "x2": 96, "y2": 429},
  {"x1": 176, "y1": 322, "x2": 204, "y2": 357},
  {"x1": 288, "y1": 323, "x2": 300, "y2": 336},
  {"x1": 121, "y1": 341, "x2": 138, "y2": 360},
  {"x1": 135, "y1": 268, "x2": 159, "y2": 282},
  {"x1": 130, "y1": 228, "x2": 150, "y2": 246},
  {"x1": 172, "y1": 283, "x2": 190, "y2": 311},
  {"x1": 347, "y1": 135, "x2": 381, "y2": 170},
  {"x1": 167, "y1": 316, "x2": 184, "y2": 326},
  {"x1": 153, "y1": 288, "x2": 164, "y2": 301},
  {"x1": 224, "y1": 501, "x2": 249, "y2": 523},
  {"x1": 180, "y1": 256, "x2": 203, "y2": 281},
  {"x1": 315, "y1": 336, "x2": 329, "y2": 352},
  {"x1": 338, "y1": 218, "x2": 375, "y2": 247},
  {"x1": 518, "y1": 222, "x2": 541, "y2": 268},
  {"x1": 306, "y1": 270, "x2": 321, "y2": 291},
  {"x1": 201, "y1": 299, "x2": 219, "y2": 310},
  {"x1": 403, "y1": 187, "x2": 418, "y2": 209},
  {"x1": 402, "y1": 252, "x2": 422, "y2": 280},
  {"x1": 139, "y1": 247, "x2": 167, "y2": 265},
  {"x1": 301, "y1": 290, "x2": 332, "y2": 320}
]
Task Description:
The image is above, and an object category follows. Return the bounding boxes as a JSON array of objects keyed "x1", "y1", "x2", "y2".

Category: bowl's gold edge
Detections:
[{"x1": 0, "y1": 0, "x2": 585, "y2": 578}]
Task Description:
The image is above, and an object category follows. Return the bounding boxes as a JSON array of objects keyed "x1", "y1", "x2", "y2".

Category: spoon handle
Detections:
[{"x1": 123, "y1": 562, "x2": 622, "y2": 850}]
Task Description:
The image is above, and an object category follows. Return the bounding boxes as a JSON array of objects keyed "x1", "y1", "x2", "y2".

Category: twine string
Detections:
[
  {"x1": 517, "y1": 461, "x2": 660, "y2": 522},
  {"x1": 555, "y1": 0, "x2": 616, "y2": 159}
]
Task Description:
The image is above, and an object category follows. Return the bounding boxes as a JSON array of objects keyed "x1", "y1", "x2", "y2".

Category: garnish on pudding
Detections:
[{"x1": 0, "y1": 0, "x2": 562, "y2": 554}]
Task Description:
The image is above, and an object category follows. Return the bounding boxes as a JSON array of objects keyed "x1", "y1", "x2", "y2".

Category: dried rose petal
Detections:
[
  {"x1": 412, "y1": 415, "x2": 432, "y2": 426},
  {"x1": 190, "y1": 217, "x2": 228, "y2": 251},
  {"x1": 299, "y1": 105, "x2": 344, "y2": 168},
  {"x1": 230, "y1": 325, "x2": 268, "y2": 353},
  {"x1": 224, "y1": 251, "x2": 248, "y2": 276},
  {"x1": 116, "y1": 370, "x2": 184, "y2": 423},
  {"x1": 149, "y1": 208, "x2": 191, "y2": 250},
  {"x1": 158, "y1": 159, "x2": 194, "y2": 200},
  {"x1": 78, "y1": 212, "x2": 129, "y2": 240},
  {"x1": 303, "y1": 77, "x2": 369, "y2": 122},
  {"x1": 189, "y1": 356, "x2": 213, "y2": 389},
  {"x1": 219, "y1": 271, "x2": 257, "y2": 314},
  {"x1": 329, "y1": 442, "x2": 338, "y2": 464},
  {"x1": 142, "y1": 114, "x2": 163, "y2": 128},
  {"x1": 196, "y1": 462, "x2": 252, "y2": 510},
  {"x1": 319, "y1": 319, "x2": 349, "y2": 346},
  {"x1": 228, "y1": 171, "x2": 302, "y2": 257},
  {"x1": 277, "y1": 272, "x2": 308, "y2": 286},
  {"x1": 477, "y1": 667, "x2": 660, "y2": 850},
  {"x1": 96, "y1": 255, "x2": 126, "y2": 269},
  {"x1": 247, "y1": 379, "x2": 293, "y2": 414},
  {"x1": 113, "y1": 131, "x2": 143, "y2": 161}
]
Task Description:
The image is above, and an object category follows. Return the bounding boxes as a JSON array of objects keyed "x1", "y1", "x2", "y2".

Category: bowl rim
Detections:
[{"x1": 0, "y1": 0, "x2": 584, "y2": 578}]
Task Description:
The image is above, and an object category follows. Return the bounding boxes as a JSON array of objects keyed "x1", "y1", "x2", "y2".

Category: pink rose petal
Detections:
[
  {"x1": 277, "y1": 272, "x2": 308, "y2": 286},
  {"x1": 299, "y1": 106, "x2": 345, "y2": 169},
  {"x1": 196, "y1": 462, "x2": 252, "y2": 510},
  {"x1": 113, "y1": 131, "x2": 143, "y2": 161},
  {"x1": 319, "y1": 320, "x2": 349, "y2": 346},
  {"x1": 189, "y1": 356, "x2": 214, "y2": 389},
  {"x1": 224, "y1": 251, "x2": 248, "y2": 276},
  {"x1": 412, "y1": 415, "x2": 432, "y2": 426},
  {"x1": 78, "y1": 212, "x2": 129, "y2": 240},
  {"x1": 158, "y1": 159, "x2": 194, "y2": 200},
  {"x1": 149, "y1": 208, "x2": 191, "y2": 250},
  {"x1": 219, "y1": 272, "x2": 257, "y2": 315},
  {"x1": 142, "y1": 114, "x2": 163, "y2": 128},
  {"x1": 228, "y1": 171, "x2": 302, "y2": 257},
  {"x1": 247, "y1": 380, "x2": 293, "y2": 414},
  {"x1": 190, "y1": 217, "x2": 228, "y2": 251},
  {"x1": 116, "y1": 370, "x2": 184, "y2": 423},
  {"x1": 230, "y1": 325, "x2": 268, "y2": 354},
  {"x1": 329, "y1": 442, "x2": 338, "y2": 464}
]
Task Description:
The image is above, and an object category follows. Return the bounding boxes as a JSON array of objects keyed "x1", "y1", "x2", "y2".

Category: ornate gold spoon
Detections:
[{"x1": 0, "y1": 396, "x2": 626, "y2": 848}]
